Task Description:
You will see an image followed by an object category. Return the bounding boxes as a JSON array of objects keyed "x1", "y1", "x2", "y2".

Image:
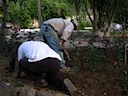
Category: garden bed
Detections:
[{"x1": 0, "y1": 47, "x2": 128, "y2": 96}]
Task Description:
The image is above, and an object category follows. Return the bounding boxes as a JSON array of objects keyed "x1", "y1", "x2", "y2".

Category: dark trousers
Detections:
[{"x1": 19, "y1": 57, "x2": 66, "y2": 91}]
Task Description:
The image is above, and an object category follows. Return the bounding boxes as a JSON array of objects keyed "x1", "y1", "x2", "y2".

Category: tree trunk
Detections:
[
  {"x1": 0, "y1": 0, "x2": 7, "y2": 54},
  {"x1": 37, "y1": 0, "x2": 43, "y2": 27}
]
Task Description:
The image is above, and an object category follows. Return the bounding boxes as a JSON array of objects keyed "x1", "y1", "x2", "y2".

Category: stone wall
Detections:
[{"x1": 5, "y1": 28, "x2": 91, "y2": 49}]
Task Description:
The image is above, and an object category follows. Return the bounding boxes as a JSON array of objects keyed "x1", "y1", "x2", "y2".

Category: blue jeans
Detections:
[{"x1": 40, "y1": 24, "x2": 66, "y2": 68}]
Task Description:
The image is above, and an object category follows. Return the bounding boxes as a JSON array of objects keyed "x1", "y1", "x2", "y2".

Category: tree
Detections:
[
  {"x1": 0, "y1": 0, "x2": 7, "y2": 54},
  {"x1": 7, "y1": 0, "x2": 36, "y2": 28},
  {"x1": 40, "y1": 0, "x2": 70, "y2": 20},
  {"x1": 114, "y1": 0, "x2": 128, "y2": 29},
  {"x1": 6, "y1": 0, "x2": 70, "y2": 28},
  {"x1": 68, "y1": 0, "x2": 88, "y2": 29},
  {"x1": 88, "y1": 0, "x2": 125, "y2": 37},
  {"x1": 71, "y1": 0, "x2": 125, "y2": 37},
  {"x1": 37, "y1": 0, "x2": 43, "y2": 27}
]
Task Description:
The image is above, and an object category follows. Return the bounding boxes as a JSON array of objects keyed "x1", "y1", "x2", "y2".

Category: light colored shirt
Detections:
[
  {"x1": 43, "y1": 18, "x2": 74, "y2": 41},
  {"x1": 18, "y1": 41, "x2": 61, "y2": 62}
]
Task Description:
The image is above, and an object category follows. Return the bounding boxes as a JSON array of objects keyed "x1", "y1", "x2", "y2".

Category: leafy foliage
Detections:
[
  {"x1": 41, "y1": 0, "x2": 70, "y2": 20},
  {"x1": 87, "y1": 48, "x2": 106, "y2": 73},
  {"x1": 7, "y1": 0, "x2": 36, "y2": 28},
  {"x1": 6, "y1": 0, "x2": 71, "y2": 28},
  {"x1": 114, "y1": 0, "x2": 128, "y2": 25}
]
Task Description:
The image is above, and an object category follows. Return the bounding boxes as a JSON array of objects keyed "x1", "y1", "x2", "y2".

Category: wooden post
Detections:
[{"x1": 124, "y1": 43, "x2": 128, "y2": 65}]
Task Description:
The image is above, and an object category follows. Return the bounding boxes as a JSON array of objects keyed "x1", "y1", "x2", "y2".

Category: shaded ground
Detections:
[{"x1": 0, "y1": 47, "x2": 128, "y2": 96}]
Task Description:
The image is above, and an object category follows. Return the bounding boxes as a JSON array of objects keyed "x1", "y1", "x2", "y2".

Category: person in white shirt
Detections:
[
  {"x1": 16, "y1": 41, "x2": 78, "y2": 95},
  {"x1": 18, "y1": 41, "x2": 61, "y2": 62}
]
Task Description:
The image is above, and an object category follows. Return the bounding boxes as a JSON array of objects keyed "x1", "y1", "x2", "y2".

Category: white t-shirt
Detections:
[{"x1": 18, "y1": 41, "x2": 61, "y2": 62}]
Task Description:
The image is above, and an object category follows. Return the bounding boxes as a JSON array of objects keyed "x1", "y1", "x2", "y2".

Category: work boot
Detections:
[{"x1": 64, "y1": 78, "x2": 78, "y2": 96}]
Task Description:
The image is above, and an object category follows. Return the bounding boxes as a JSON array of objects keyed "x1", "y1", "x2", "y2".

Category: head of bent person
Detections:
[{"x1": 70, "y1": 19, "x2": 78, "y2": 30}]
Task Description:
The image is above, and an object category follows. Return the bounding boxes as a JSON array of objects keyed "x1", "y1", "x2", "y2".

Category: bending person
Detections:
[
  {"x1": 16, "y1": 41, "x2": 78, "y2": 96},
  {"x1": 40, "y1": 18, "x2": 78, "y2": 70}
]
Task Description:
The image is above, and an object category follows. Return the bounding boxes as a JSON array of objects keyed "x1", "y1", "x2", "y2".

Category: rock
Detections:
[
  {"x1": 11, "y1": 85, "x2": 34, "y2": 96},
  {"x1": 10, "y1": 85, "x2": 69, "y2": 96},
  {"x1": 26, "y1": 88, "x2": 36, "y2": 96},
  {"x1": 64, "y1": 78, "x2": 78, "y2": 96},
  {"x1": 18, "y1": 87, "x2": 28, "y2": 96},
  {"x1": 37, "y1": 89, "x2": 68, "y2": 96},
  {"x1": 0, "y1": 82, "x2": 14, "y2": 96},
  {"x1": 38, "y1": 89, "x2": 54, "y2": 96}
]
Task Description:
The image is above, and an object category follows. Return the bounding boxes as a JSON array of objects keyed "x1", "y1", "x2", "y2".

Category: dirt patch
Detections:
[{"x1": 0, "y1": 48, "x2": 128, "y2": 96}]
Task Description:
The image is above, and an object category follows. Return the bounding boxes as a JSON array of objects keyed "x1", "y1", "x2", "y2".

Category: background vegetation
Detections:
[
  {"x1": 0, "y1": 0, "x2": 128, "y2": 29},
  {"x1": 0, "y1": 0, "x2": 128, "y2": 53}
]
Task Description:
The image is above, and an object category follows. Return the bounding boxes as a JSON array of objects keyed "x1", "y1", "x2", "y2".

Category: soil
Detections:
[{"x1": 0, "y1": 47, "x2": 128, "y2": 96}]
